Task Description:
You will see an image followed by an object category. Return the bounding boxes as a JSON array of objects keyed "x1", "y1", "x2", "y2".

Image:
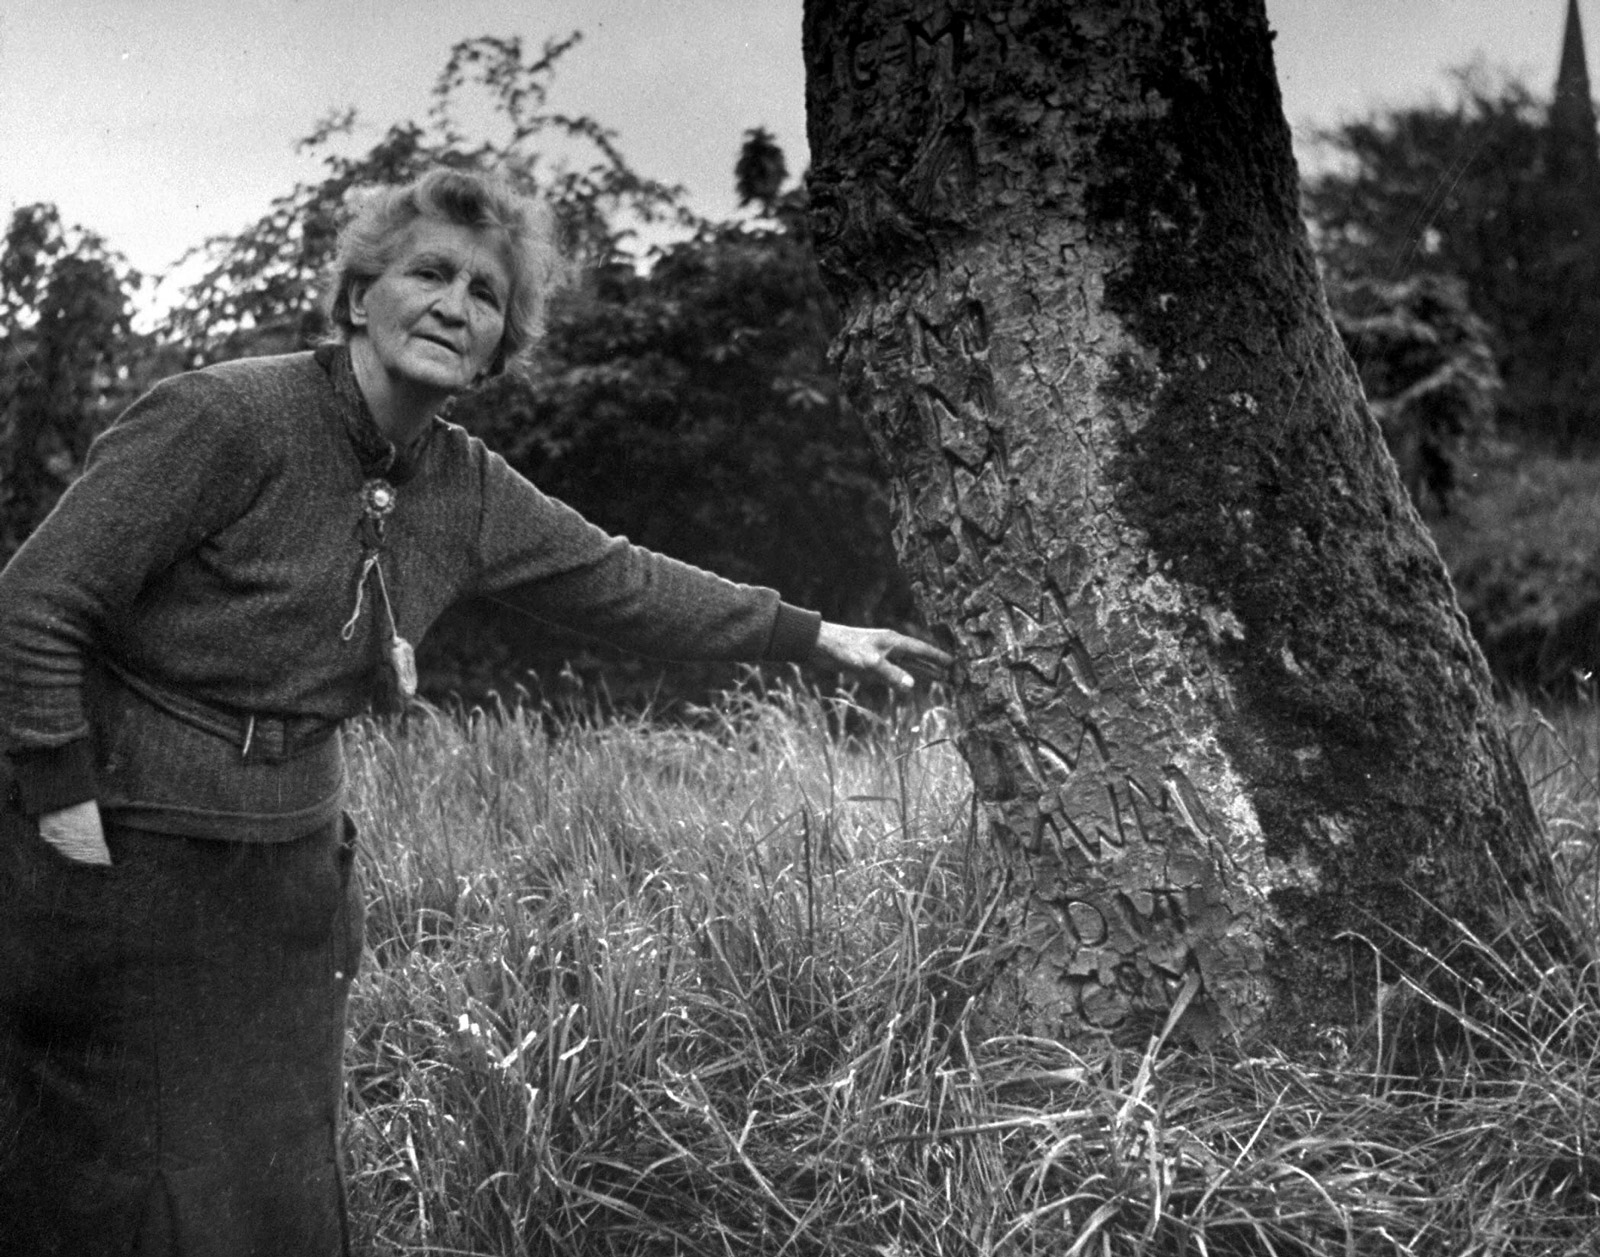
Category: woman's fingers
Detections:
[
  {"x1": 814, "y1": 623, "x2": 954, "y2": 689},
  {"x1": 888, "y1": 635, "x2": 954, "y2": 675}
]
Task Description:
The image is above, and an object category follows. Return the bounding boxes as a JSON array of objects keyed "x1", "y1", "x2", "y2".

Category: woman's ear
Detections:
[{"x1": 347, "y1": 280, "x2": 371, "y2": 328}]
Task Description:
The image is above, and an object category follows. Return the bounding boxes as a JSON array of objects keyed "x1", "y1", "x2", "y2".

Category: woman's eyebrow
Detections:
[{"x1": 411, "y1": 249, "x2": 506, "y2": 292}]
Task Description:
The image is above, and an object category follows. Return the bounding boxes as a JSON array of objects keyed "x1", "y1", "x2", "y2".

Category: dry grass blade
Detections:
[{"x1": 338, "y1": 681, "x2": 1600, "y2": 1256}]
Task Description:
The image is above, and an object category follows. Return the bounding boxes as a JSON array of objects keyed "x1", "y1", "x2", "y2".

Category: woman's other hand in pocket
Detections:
[{"x1": 39, "y1": 800, "x2": 111, "y2": 866}]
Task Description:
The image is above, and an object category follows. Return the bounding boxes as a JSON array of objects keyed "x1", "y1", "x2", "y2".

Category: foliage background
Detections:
[
  {"x1": 1305, "y1": 61, "x2": 1600, "y2": 693},
  {"x1": 5, "y1": 34, "x2": 1600, "y2": 699}
]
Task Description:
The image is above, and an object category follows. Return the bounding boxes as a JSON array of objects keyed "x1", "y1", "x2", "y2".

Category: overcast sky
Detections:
[{"x1": 0, "y1": 0, "x2": 1585, "y2": 307}]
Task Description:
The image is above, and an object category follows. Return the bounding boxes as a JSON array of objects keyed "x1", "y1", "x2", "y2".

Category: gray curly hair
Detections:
[{"x1": 325, "y1": 168, "x2": 562, "y2": 376}]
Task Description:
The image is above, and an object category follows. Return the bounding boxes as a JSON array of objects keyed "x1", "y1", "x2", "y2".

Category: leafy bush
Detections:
[
  {"x1": 0, "y1": 205, "x2": 142, "y2": 557},
  {"x1": 425, "y1": 176, "x2": 909, "y2": 706},
  {"x1": 1433, "y1": 449, "x2": 1600, "y2": 692},
  {"x1": 161, "y1": 34, "x2": 689, "y2": 368},
  {"x1": 1306, "y1": 63, "x2": 1600, "y2": 453},
  {"x1": 1328, "y1": 271, "x2": 1499, "y2": 518}
]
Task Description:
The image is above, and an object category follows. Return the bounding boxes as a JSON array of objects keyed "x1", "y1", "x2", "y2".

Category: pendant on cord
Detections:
[
  {"x1": 388, "y1": 634, "x2": 418, "y2": 700},
  {"x1": 344, "y1": 478, "x2": 418, "y2": 702}
]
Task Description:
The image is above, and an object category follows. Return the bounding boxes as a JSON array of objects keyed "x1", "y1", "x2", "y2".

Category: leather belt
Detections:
[{"x1": 98, "y1": 658, "x2": 341, "y2": 765}]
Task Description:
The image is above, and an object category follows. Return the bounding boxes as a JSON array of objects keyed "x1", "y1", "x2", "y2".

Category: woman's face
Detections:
[{"x1": 349, "y1": 219, "x2": 512, "y2": 401}]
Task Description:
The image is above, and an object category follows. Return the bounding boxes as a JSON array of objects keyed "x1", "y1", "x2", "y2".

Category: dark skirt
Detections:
[{"x1": 0, "y1": 805, "x2": 364, "y2": 1257}]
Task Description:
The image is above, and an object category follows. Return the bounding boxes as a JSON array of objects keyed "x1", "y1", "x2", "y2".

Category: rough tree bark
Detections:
[{"x1": 802, "y1": 0, "x2": 1575, "y2": 1046}]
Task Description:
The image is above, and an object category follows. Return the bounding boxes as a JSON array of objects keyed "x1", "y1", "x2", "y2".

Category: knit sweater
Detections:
[{"x1": 0, "y1": 349, "x2": 820, "y2": 836}]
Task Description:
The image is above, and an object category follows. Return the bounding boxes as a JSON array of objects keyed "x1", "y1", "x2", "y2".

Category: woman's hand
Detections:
[
  {"x1": 38, "y1": 800, "x2": 111, "y2": 866},
  {"x1": 810, "y1": 622, "x2": 954, "y2": 691}
]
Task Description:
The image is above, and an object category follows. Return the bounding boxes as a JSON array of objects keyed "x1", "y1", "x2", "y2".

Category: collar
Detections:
[{"x1": 315, "y1": 341, "x2": 431, "y2": 484}]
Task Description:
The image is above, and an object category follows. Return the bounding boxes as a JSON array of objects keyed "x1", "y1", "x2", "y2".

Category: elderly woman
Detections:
[{"x1": 0, "y1": 168, "x2": 948, "y2": 1256}]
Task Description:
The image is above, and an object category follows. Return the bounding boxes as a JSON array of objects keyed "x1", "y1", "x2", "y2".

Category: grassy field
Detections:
[{"x1": 341, "y1": 676, "x2": 1600, "y2": 1256}]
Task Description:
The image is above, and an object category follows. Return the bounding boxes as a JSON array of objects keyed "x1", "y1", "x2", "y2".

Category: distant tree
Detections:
[
  {"x1": 161, "y1": 34, "x2": 696, "y2": 366},
  {"x1": 463, "y1": 158, "x2": 900, "y2": 623},
  {"x1": 1304, "y1": 65, "x2": 1600, "y2": 452},
  {"x1": 0, "y1": 205, "x2": 143, "y2": 558},
  {"x1": 427, "y1": 134, "x2": 909, "y2": 699},
  {"x1": 1327, "y1": 272, "x2": 1499, "y2": 518},
  {"x1": 734, "y1": 126, "x2": 790, "y2": 212}
]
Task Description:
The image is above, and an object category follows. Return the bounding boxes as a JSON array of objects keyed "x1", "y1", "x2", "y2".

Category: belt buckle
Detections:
[{"x1": 239, "y1": 714, "x2": 284, "y2": 764}]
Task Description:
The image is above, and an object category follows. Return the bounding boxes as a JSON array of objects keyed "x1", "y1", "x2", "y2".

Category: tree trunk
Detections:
[{"x1": 802, "y1": 0, "x2": 1574, "y2": 1046}]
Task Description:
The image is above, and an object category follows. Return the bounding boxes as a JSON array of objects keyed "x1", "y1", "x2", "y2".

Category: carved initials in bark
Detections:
[
  {"x1": 806, "y1": 0, "x2": 1573, "y2": 1046},
  {"x1": 849, "y1": 14, "x2": 969, "y2": 88}
]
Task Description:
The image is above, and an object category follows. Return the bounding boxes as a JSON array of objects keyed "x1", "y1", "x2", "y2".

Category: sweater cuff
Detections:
[
  {"x1": 7, "y1": 740, "x2": 98, "y2": 814},
  {"x1": 766, "y1": 603, "x2": 823, "y2": 663}
]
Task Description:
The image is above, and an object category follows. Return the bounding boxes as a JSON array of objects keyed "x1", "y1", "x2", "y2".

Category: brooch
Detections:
[{"x1": 359, "y1": 478, "x2": 397, "y2": 548}]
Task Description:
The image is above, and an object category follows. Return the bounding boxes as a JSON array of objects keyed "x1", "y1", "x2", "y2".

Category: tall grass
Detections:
[{"x1": 341, "y1": 678, "x2": 1600, "y2": 1256}]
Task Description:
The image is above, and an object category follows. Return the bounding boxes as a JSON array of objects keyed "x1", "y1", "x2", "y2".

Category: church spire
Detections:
[
  {"x1": 1551, "y1": 0, "x2": 1600, "y2": 182},
  {"x1": 1558, "y1": 0, "x2": 1594, "y2": 101}
]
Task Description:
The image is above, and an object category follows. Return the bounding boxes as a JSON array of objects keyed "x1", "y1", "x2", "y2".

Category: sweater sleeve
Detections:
[
  {"x1": 0, "y1": 371, "x2": 268, "y2": 810},
  {"x1": 467, "y1": 445, "x2": 821, "y2": 663}
]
